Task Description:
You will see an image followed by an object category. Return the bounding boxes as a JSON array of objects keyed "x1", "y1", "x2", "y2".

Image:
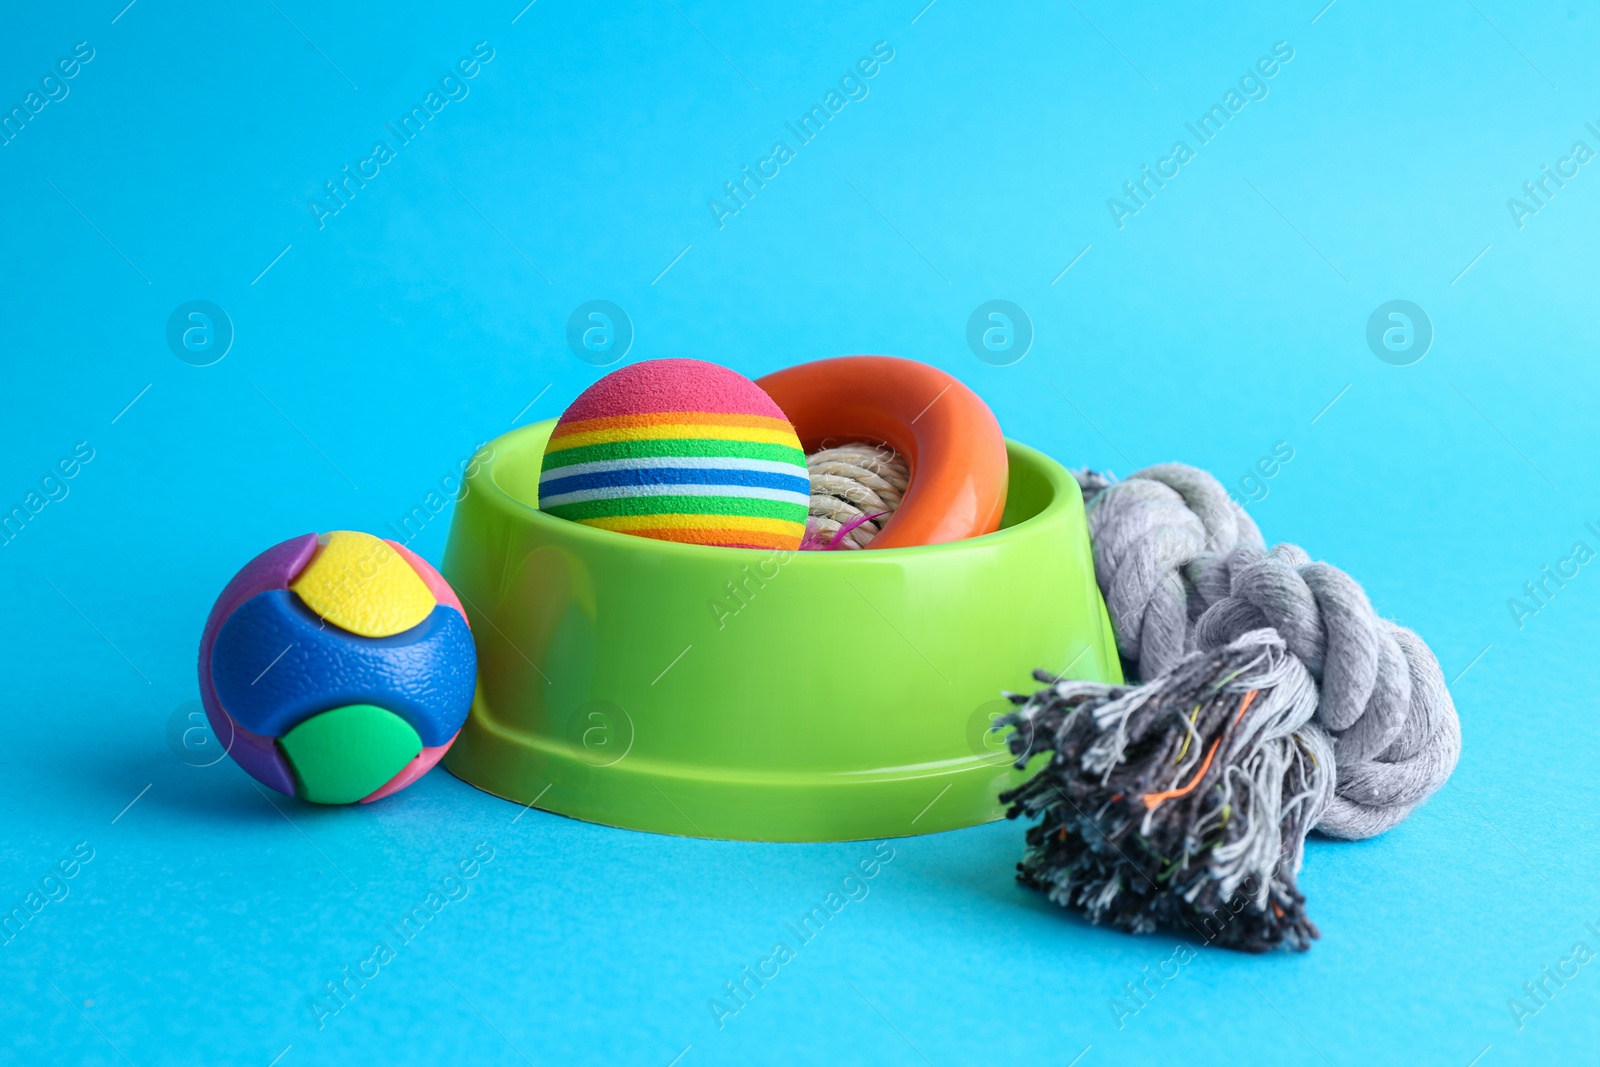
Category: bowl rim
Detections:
[{"x1": 466, "y1": 418, "x2": 1084, "y2": 563}]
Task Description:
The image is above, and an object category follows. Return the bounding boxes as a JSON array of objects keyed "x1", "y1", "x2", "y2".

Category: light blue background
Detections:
[{"x1": 2, "y1": 1, "x2": 1596, "y2": 1064}]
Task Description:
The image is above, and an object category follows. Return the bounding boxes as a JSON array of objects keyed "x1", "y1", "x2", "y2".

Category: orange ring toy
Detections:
[{"x1": 757, "y1": 356, "x2": 1008, "y2": 549}]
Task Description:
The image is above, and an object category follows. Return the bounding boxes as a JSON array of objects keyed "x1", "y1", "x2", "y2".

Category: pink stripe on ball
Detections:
[
  {"x1": 559, "y1": 358, "x2": 791, "y2": 421},
  {"x1": 386, "y1": 540, "x2": 468, "y2": 628}
]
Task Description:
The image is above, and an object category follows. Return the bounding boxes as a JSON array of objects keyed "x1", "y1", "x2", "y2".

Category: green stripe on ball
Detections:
[
  {"x1": 541, "y1": 437, "x2": 807, "y2": 471},
  {"x1": 545, "y1": 494, "x2": 808, "y2": 522}
]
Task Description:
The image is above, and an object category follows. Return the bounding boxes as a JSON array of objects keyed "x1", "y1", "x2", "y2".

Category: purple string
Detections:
[{"x1": 801, "y1": 511, "x2": 888, "y2": 551}]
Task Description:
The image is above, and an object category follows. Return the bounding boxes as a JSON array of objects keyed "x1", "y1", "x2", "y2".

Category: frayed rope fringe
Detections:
[{"x1": 1000, "y1": 631, "x2": 1337, "y2": 953}]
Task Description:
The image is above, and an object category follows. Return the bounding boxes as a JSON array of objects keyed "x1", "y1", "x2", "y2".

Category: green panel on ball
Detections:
[{"x1": 279, "y1": 704, "x2": 422, "y2": 805}]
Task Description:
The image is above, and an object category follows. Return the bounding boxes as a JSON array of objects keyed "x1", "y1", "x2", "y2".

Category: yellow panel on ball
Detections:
[{"x1": 288, "y1": 530, "x2": 436, "y2": 637}]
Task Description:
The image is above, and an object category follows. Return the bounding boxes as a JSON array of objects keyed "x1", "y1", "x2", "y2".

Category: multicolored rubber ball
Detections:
[{"x1": 197, "y1": 530, "x2": 476, "y2": 804}]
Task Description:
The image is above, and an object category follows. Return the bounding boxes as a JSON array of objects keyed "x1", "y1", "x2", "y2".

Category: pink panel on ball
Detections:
[
  {"x1": 386, "y1": 540, "x2": 468, "y2": 628},
  {"x1": 559, "y1": 358, "x2": 790, "y2": 421},
  {"x1": 198, "y1": 532, "x2": 320, "y2": 796},
  {"x1": 370, "y1": 541, "x2": 470, "y2": 803},
  {"x1": 359, "y1": 733, "x2": 458, "y2": 803}
]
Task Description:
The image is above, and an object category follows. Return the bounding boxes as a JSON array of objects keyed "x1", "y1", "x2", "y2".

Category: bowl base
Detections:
[{"x1": 444, "y1": 694, "x2": 1039, "y2": 841}]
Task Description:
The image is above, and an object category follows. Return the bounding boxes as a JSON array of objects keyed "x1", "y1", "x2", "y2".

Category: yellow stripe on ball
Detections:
[
  {"x1": 545, "y1": 422, "x2": 802, "y2": 453},
  {"x1": 289, "y1": 530, "x2": 436, "y2": 637}
]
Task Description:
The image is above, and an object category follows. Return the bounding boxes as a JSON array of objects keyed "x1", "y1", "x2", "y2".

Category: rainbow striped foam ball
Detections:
[
  {"x1": 539, "y1": 359, "x2": 809, "y2": 550},
  {"x1": 197, "y1": 530, "x2": 477, "y2": 805}
]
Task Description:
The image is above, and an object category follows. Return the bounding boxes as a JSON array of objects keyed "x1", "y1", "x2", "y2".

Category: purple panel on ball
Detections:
[
  {"x1": 197, "y1": 532, "x2": 319, "y2": 795},
  {"x1": 215, "y1": 710, "x2": 299, "y2": 797}
]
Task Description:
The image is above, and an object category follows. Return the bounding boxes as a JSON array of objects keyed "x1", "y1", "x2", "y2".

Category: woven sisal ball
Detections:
[{"x1": 539, "y1": 359, "x2": 809, "y2": 550}]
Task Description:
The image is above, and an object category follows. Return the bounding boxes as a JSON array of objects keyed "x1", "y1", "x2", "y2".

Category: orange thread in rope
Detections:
[{"x1": 1141, "y1": 690, "x2": 1259, "y2": 812}]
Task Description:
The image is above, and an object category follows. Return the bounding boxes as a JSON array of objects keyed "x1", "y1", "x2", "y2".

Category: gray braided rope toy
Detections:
[{"x1": 999, "y1": 463, "x2": 1461, "y2": 951}]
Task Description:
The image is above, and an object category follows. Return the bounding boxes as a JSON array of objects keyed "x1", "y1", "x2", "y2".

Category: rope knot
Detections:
[{"x1": 1075, "y1": 465, "x2": 1460, "y2": 840}]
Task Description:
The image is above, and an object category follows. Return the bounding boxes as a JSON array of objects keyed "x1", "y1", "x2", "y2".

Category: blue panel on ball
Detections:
[{"x1": 210, "y1": 590, "x2": 476, "y2": 746}]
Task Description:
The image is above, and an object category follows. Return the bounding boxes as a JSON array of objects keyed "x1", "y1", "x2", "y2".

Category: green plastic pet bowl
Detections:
[{"x1": 440, "y1": 419, "x2": 1121, "y2": 841}]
